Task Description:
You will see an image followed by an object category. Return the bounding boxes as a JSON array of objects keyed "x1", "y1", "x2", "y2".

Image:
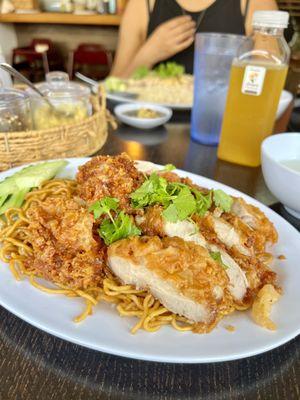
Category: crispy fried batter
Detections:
[
  {"x1": 193, "y1": 214, "x2": 277, "y2": 302},
  {"x1": 251, "y1": 284, "x2": 281, "y2": 330},
  {"x1": 222, "y1": 212, "x2": 267, "y2": 253},
  {"x1": 136, "y1": 202, "x2": 278, "y2": 302},
  {"x1": 137, "y1": 206, "x2": 251, "y2": 305},
  {"x1": 109, "y1": 236, "x2": 234, "y2": 326},
  {"x1": 135, "y1": 205, "x2": 165, "y2": 237},
  {"x1": 76, "y1": 153, "x2": 145, "y2": 212},
  {"x1": 231, "y1": 198, "x2": 278, "y2": 245},
  {"x1": 25, "y1": 196, "x2": 105, "y2": 290}
]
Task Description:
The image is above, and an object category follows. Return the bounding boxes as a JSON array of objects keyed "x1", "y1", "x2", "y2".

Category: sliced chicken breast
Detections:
[
  {"x1": 108, "y1": 236, "x2": 233, "y2": 325},
  {"x1": 134, "y1": 160, "x2": 160, "y2": 174},
  {"x1": 208, "y1": 244, "x2": 248, "y2": 302},
  {"x1": 211, "y1": 216, "x2": 251, "y2": 256},
  {"x1": 136, "y1": 209, "x2": 248, "y2": 303},
  {"x1": 231, "y1": 198, "x2": 278, "y2": 244}
]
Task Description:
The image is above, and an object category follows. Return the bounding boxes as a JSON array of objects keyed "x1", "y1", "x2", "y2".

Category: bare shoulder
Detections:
[
  {"x1": 123, "y1": 0, "x2": 149, "y2": 24},
  {"x1": 121, "y1": 0, "x2": 149, "y2": 39}
]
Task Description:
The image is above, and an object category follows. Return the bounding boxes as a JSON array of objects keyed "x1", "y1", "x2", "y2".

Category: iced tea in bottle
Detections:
[{"x1": 218, "y1": 11, "x2": 290, "y2": 167}]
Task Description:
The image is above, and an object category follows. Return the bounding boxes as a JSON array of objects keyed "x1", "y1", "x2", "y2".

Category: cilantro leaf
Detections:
[
  {"x1": 192, "y1": 189, "x2": 212, "y2": 217},
  {"x1": 105, "y1": 77, "x2": 127, "y2": 92},
  {"x1": 210, "y1": 251, "x2": 229, "y2": 270},
  {"x1": 162, "y1": 204, "x2": 179, "y2": 222},
  {"x1": 132, "y1": 66, "x2": 150, "y2": 79},
  {"x1": 130, "y1": 173, "x2": 234, "y2": 223},
  {"x1": 99, "y1": 211, "x2": 141, "y2": 245},
  {"x1": 171, "y1": 186, "x2": 196, "y2": 221},
  {"x1": 89, "y1": 197, "x2": 141, "y2": 245},
  {"x1": 131, "y1": 173, "x2": 212, "y2": 223},
  {"x1": 154, "y1": 62, "x2": 185, "y2": 78},
  {"x1": 163, "y1": 164, "x2": 176, "y2": 172},
  {"x1": 89, "y1": 197, "x2": 119, "y2": 220},
  {"x1": 130, "y1": 173, "x2": 173, "y2": 209},
  {"x1": 213, "y1": 190, "x2": 233, "y2": 213},
  {"x1": 162, "y1": 186, "x2": 197, "y2": 222}
]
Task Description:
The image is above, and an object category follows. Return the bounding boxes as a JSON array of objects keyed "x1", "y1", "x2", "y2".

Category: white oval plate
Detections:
[
  {"x1": 0, "y1": 158, "x2": 299, "y2": 363},
  {"x1": 106, "y1": 90, "x2": 192, "y2": 110},
  {"x1": 107, "y1": 89, "x2": 292, "y2": 117}
]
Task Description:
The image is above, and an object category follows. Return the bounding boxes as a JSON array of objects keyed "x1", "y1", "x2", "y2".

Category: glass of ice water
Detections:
[{"x1": 191, "y1": 33, "x2": 247, "y2": 146}]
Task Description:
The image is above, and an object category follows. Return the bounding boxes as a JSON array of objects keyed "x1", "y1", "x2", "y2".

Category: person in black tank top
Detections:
[
  {"x1": 147, "y1": 0, "x2": 248, "y2": 74},
  {"x1": 111, "y1": 0, "x2": 278, "y2": 77}
]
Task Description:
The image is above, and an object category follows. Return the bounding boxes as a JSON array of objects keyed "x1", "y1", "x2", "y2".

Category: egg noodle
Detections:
[{"x1": 0, "y1": 179, "x2": 215, "y2": 333}]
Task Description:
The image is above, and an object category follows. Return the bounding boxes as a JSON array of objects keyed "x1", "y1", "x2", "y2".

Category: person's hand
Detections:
[{"x1": 144, "y1": 15, "x2": 196, "y2": 64}]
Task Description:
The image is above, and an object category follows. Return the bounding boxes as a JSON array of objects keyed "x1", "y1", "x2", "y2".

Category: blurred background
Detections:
[{"x1": 0, "y1": 0, "x2": 298, "y2": 94}]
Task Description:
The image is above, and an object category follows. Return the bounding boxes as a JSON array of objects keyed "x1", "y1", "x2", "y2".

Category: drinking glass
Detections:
[{"x1": 191, "y1": 33, "x2": 247, "y2": 145}]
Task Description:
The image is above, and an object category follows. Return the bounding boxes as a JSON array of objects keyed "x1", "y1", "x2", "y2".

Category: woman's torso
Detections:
[{"x1": 147, "y1": 0, "x2": 247, "y2": 73}]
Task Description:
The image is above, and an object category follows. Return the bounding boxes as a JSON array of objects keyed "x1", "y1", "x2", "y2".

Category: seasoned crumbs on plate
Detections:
[{"x1": 225, "y1": 325, "x2": 236, "y2": 332}]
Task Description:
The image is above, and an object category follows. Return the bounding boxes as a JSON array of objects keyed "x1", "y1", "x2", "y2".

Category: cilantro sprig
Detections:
[
  {"x1": 130, "y1": 169, "x2": 233, "y2": 223},
  {"x1": 191, "y1": 188, "x2": 212, "y2": 217},
  {"x1": 213, "y1": 190, "x2": 233, "y2": 213},
  {"x1": 163, "y1": 164, "x2": 176, "y2": 172},
  {"x1": 162, "y1": 185, "x2": 196, "y2": 222},
  {"x1": 89, "y1": 197, "x2": 119, "y2": 220},
  {"x1": 132, "y1": 62, "x2": 185, "y2": 80},
  {"x1": 210, "y1": 252, "x2": 229, "y2": 270},
  {"x1": 100, "y1": 211, "x2": 141, "y2": 245},
  {"x1": 154, "y1": 62, "x2": 185, "y2": 78},
  {"x1": 89, "y1": 197, "x2": 141, "y2": 245},
  {"x1": 132, "y1": 65, "x2": 150, "y2": 79},
  {"x1": 130, "y1": 173, "x2": 174, "y2": 209}
]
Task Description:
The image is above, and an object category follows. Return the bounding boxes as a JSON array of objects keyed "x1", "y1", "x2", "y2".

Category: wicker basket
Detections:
[
  {"x1": 12, "y1": 0, "x2": 39, "y2": 10},
  {"x1": 0, "y1": 91, "x2": 116, "y2": 171}
]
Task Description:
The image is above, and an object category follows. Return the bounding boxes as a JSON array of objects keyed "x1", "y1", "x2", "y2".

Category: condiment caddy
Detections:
[{"x1": 0, "y1": 70, "x2": 116, "y2": 171}]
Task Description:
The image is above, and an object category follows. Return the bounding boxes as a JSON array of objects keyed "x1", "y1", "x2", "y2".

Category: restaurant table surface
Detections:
[{"x1": 0, "y1": 121, "x2": 299, "y2": 400}]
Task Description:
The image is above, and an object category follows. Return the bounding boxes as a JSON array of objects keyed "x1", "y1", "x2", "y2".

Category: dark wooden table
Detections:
[{"x1": 1, "y1": 121, "x2": 299, "y2": 400}]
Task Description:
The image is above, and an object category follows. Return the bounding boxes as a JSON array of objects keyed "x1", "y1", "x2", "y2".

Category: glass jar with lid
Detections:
[
  {"x1": 29, "y1": 71, "x2": 92, "y2": 130},
  {"x1": 0, "y1": 87, "x2": 32, "y2": 132}
]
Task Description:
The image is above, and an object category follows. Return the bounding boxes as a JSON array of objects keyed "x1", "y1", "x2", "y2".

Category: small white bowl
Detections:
[
  {"x1": 261, "y1": 133, "x2": 300, "y2": 218},
  {"x1": 114, "y1": 103, "x2": 172, "y2": 129}
]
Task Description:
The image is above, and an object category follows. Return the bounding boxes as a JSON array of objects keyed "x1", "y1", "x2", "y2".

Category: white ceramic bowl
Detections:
[
  {"x1": 277, "y1": 90, "x2": 293, "y2": 120},
  {"x1": 114, "y1": 103, "x2": 172, "y2": 129},
  {"x1": 261, "y1": 133, "x2": 300, "y2": 218}
]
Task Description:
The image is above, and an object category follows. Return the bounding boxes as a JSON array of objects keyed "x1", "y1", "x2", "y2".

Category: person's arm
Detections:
[
  {"x1": 111, "y1": 0, "x2": 196, "y2": 78},
  {"x1": 110, "y1": 0, "x2": 149, "y2": 77},
  {"x1": 242, "y1": 0, "x2": 278, "y2": 35}
]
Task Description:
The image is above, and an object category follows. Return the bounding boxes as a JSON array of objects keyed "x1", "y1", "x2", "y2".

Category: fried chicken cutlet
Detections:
[
  {"x1": 135, "y1": 206, "x2": 249, "y2": 305},
  {"x1": 76, "y1": 153, "x2": 144, "y2": 213},
  {"x1": 108, "y1": 236, "x2": 234, "y2": 330},
  {"x1": 25, "y1": 196, "x2": 105, "y2": 290}
]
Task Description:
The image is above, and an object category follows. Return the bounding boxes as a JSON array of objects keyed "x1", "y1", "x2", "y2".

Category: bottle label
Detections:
[{"x1": 241, "y1": 65, "x2": 266, "y2": 96}]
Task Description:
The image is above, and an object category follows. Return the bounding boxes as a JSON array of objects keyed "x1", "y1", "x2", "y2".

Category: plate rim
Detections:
[
  {"x1": 106, "y1": 89, "x2": 291, "y2": 114},
  {"x1": 106, "y1": 92, "x2": 192, "y2": 110},
  {"x1": 0, "y1": 157, "x2": 299, "y2": 364}
]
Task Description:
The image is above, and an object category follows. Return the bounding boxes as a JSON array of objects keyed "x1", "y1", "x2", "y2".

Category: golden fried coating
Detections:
[
  {"x1": 251, "y1": 284, "x2": 281, "y2": 330},
  {"x1": 108, "y1": 236, "x2": 234, "y2": 327},
  {"x1": 193, "y1": 214, "x2": 277, "y2": 302},
  {"x1": 135, "y1": 205, "x2": 165, "y2": 237},
  {"x1": 76, "y1": 153, "x2": 145, "y2": 212},
  {"x1": 231, "y1": 198, "x2": 278, "y2": 245},
  {"x1": 25, "y1": 196, "x2": 105, "y2": 290}
]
